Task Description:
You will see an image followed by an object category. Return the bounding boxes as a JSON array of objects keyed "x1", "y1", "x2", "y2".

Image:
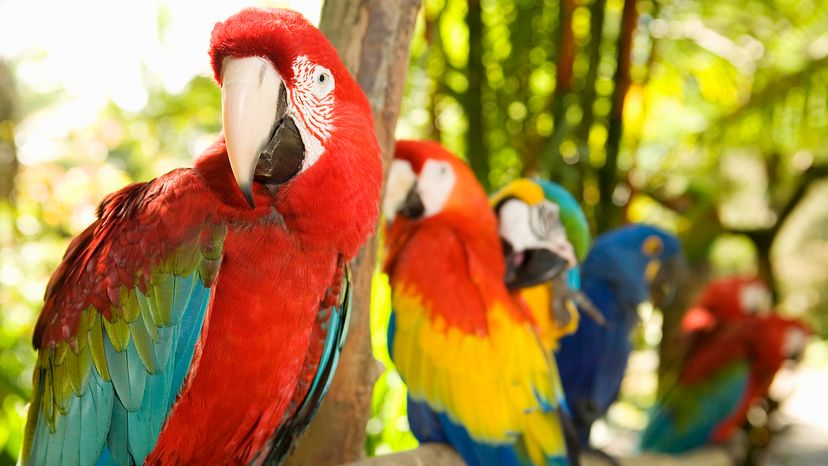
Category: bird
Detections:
[
  {"x1": 555, "y1": 224, "x2": 684, "y2": 447},
  {"x1": 383, "y1": 140, "x2": 576, "y2": 466},
  {"x1": 20, "y1": 8, "x2": 382, "y2": 466},
  {"x1": 490, "y1": 178, "x2": 593, "y2": 352},
  {"x1": 680, "y1": 276, "x2": 772, "y2": 336},
  {"x1": 640, "y1": 308, "x2": 810, "y2": 454}
]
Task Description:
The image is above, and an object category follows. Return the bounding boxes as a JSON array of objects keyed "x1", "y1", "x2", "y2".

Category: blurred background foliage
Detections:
[{"x1": 0, "y1": 0, "x2": 827, "y2": 464}]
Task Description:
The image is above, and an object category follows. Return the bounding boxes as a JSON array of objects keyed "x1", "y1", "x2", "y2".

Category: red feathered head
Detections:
[
  {"x1": 383, "y1": 140, "x2": 502, "y2": 272},
  {"x1": 385, "y1": 140, "x2": 495, "y2": 231},
  {"x1": 205, "y1": 8, "x2": 381, "y2": 258},
  {"x1": 682, "y1": 276, "x2": 772, "y2": 333}
]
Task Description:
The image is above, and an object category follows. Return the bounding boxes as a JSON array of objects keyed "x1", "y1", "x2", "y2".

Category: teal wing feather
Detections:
[
  {"x1": 640, "y1": 361, "x2": 749, "y2": 453},
  {"x1": 22, "y1": 170, "x2": 226, "y2": 466},
  {"x1": 253, "y1": 263, "x2": 352, "y2": 466}
]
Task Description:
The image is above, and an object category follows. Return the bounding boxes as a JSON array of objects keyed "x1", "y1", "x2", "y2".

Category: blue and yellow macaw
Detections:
[
  {"x1": 490, "y1": 179, "x2": 592, "y2": 351},
  {"x1": 384, "y1": 141, "x2": 575, "y2": 466},
  {"x1": 556, "y1": 224, "x2": 683, "y2": 447}
]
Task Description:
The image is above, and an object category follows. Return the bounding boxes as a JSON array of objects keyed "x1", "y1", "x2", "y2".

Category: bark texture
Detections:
[
  {"x1": 340, "y1": 444, "x2": 734, "y2": 466},
  {"x1": 283, "y1": 1, "x2": 422, "y2": 464},
  {"x1": 0, "y1": 60, "x2": 17, "y2": 200}
]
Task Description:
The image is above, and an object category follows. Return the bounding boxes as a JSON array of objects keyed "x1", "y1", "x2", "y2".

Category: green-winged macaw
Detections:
[
  {"x1": 641, "y1": 303, "x2": 810, "y2": 454},
  {"x1": 21, "y1": 8, "x2": 381, "y2": 466}
]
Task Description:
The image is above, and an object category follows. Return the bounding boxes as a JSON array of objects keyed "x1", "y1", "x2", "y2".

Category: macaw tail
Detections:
[
  {"x1": 520, "y1": 410, "x2": 573, "y2": 466},
  {"x1": 408, "y1": 396, "x2": 574, "y2": 466},
  {"x1": 639, "y1": 362, "x2": 748, "y2": 454}
]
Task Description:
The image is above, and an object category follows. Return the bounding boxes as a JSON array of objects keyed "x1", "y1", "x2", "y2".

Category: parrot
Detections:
[
  {"x1": 489, "y1": 178, "x2": 593, "y2": 352},
  {"x1": 680, "y1": 276, "x2": 772, "y2": 339},
  {"x1": 555, "y1": 224, "x2": 684, "y2": 447},
  {"x1": 20, "y1": 8, "x2": 382, "y2": 466},
  {"x1": 640, "y1": 310, "x2": 811, "y2": 454},
  {"x1": 383, "y1": 140, "x2": 577, "y2": 466}
]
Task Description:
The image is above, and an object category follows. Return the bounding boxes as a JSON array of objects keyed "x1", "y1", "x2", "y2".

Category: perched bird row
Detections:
[
  {"x1": 382, "y1": 140, "x2": 809, "y2": 466},
  {"x1": 19, "y1": 7, "x2": 809, "y2": 466}
]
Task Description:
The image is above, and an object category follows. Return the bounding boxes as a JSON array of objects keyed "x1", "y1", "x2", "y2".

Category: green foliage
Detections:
[{"x1": 365, "y1": 264, "x2": 418, "y2": 455}]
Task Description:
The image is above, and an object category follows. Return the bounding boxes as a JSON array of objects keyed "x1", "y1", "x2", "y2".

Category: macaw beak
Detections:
[
  {"x1": 397, "y1": 185, "x2": 425, "y2": 219},
  {"x1": 222, "y1": 56, "x2": 301, "y2": 208},
  {"x1": 502, "y1": 243, "x2": 570, "y2": 290},
  {"x1": 649, "y1": 253, "x2": 685, "y2": 309}
]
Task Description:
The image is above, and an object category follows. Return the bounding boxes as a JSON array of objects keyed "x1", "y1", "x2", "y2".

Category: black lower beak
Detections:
[
  {"x1": 251, "y1": 116, "x2": 305, "y2": 199},
  {"x1": 504, "y1": 245, "x2": 569, "y2": 290},
  {"x1": 650, "y1": 254, "x2": 685, "y2": 309},
  {"x1": 398, "y1": 186, "x2": 425, "y2": 219}
]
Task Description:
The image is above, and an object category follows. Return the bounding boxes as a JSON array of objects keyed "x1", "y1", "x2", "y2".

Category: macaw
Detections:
[
  {"x1": 490, "y1": 178, "x2": 592, "y2": 351},
  {"x1": 383, "y1": 140, "x2": 576, "y2": 466},
  {"x1": 21, "y1": 8, "x2": 381, "y2": 466},
  {"x1": 556, "y1": 224, "x2": 683, "y2": 447},
  {"x1": 640, "y1": 311, "x2": 810, "y2": 453},
  {"x1": 681, "y1": 276, "x2": 772, "y2": 336}
]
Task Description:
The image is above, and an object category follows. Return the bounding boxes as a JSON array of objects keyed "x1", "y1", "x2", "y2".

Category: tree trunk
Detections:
[
  {"x1": 0, "y1": 60, "x2": 18, "y2": 200},
  {"x1": 464, "y1": 0, "x2": 489, "y2": 188},
  {"x1": 597, "y1": 0, "x2": 637, "y2": 232},
  {"x1": 536, "y1": 0, "x2": 576, "y2": 178},
  {"x1": 283, "y1": 1, "x2": 422, "y2": 465}
]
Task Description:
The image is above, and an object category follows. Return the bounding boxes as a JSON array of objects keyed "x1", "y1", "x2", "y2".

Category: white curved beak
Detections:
[{"x1": 221, "y1": 56, "x2": 284, "y2": 207}]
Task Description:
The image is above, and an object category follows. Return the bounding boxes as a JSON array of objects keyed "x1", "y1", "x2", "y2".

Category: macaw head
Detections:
[
  {"x1": 207, "y1": 8, "x2": 381, "y2": 253},
  {"x1": 490, "y1": 178, "x2": 590, "y2": 289},
  {"x1": 773, "y1": 315, "x2": 812, "y2": 362},
  {"x1": 681, "y1": 277, "x2": 772, "y2": 333},
  {"x1": 383, "y1": 140, "x2": 501, "y2": 264},
  {"x1": 582, "y1": 224, "x2": 684, "y2": 309}
]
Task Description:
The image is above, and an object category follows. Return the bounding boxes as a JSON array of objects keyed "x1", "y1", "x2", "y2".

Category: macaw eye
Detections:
[
  {"x1": 529, "y1": 201, "x2": 560, "y2": 239},
  {"x1": 312, "y1": 66, "x2": 334, "y2": 98}
]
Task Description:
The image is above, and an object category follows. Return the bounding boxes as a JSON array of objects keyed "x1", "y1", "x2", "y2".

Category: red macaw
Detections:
[
  {"x1": 21, "y1": 8, "x2": 381, "y2": 466},
  {"x1": 383, "y1": 140, "x2": 575, "y2": 466},
  {"x1": 641, "y1": 279, "x2": 810, "y2": 454},
  {"x1": 681, "y1": 276, "x2": 772, "y2": 333}
]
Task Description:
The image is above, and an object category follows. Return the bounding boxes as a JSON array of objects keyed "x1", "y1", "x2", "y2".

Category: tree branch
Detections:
[
  {"x1": 284, "y1": 1, "x2": 422, "y2": 464},
  {"x1": 464, "y1": 0, "x2": 490, "y2": 188},
  {"x1": 340, "y1": 444, "x2": 735, "y2": 466},
  {"x1": 596, "y1": 0, "x2": 638, "y2": 232}
]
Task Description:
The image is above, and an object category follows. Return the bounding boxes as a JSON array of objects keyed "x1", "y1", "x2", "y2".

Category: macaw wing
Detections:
[
  {"x1": 639, "y1": 361, "x2": 749, "y2": 454},
  {"x1": 556, "y1": 281, "x2": 614, "y2": 438},
  {"x1": 22, "y1": 169, "x2": 226, "y2": 466},
  {"x1": 388, "y1": 227, "x2": 570, "y2": 466},
  {"x1": 253, "y1": 262, "x2": 352, "y2": 465}
]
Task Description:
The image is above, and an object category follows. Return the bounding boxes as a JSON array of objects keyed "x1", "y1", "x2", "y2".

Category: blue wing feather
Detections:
[
  {"x1": 27, "y1": 269, "x2": 214, "y2": 466},
  {"x1": 640, "y1": 362, "x2": 749, "y2": 453}
]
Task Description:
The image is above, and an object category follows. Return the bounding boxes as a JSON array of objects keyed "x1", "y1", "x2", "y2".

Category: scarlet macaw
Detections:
[
  {"x1": 640, "y1": 310, "x2": 810, "y2": 453},
  {"x1": 490, "y1": 178, "x2": 592, "y2": 351},
  {"x1": 383, "y1": 140, "x2": 576, "y2": 466},
  {"x1": 21, "y1": 8, "x2": 381, "y2": 465},
  {"x1": 556, "y1": 224, "x2": 683, "y2": 447},
  {"x1": 681, "y1": 276, "x2": 772, "y2": 336}
]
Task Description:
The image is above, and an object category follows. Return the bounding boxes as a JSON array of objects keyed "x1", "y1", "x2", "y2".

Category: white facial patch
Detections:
[
  {"x1": 383, "y1": 160, "x2": 417, "y2": 219},
  {"x1": 740, "y1": 283, "x2": 772, "y2": 315},
  {"x1": 417, "y1": 160, "x2": 456, "y2": 217},
  {"x1": 498, "y1": 199, "x2": 576, "y2": 267},
  {"x1": 289, "y1": 55, "x2": 335, "y2": 172},
  {"x1": 783, "y1": 328, "x2": 808, "y2": 357}
]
